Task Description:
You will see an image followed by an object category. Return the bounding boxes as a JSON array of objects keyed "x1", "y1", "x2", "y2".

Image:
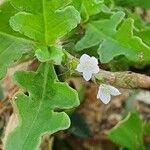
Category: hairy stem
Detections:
[
  {"x1": 66, "y1": 52, "x2": 150, "y2": 89},
  {"x1": 94, "y1": 70, "x2": 150, "y2": 89}
]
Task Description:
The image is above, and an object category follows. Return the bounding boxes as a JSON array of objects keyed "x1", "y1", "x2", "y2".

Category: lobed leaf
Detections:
[
  {"x1": 76, "y1": 11, "x2": 150, "y2": 64},
  {"x1": 108, "y1": 112, "x2": 145, "y2": 150},
  {"x1": 135, "y1": 29, "x2": 150, "y2": 46},
  {"x1": 10, "y1": 0, "x2": 81, "y2": 45},
  {"x1": 72, "y1": 0, "x2": 104, "y2": 21},
  {"x1": 5, "y1": 63, "x2": 80, "y2": 150},
  {"x1": 0, "y1": 1, "x2": 34, "y2": 79},
  {"x1": 34, "y1": 45, "x2": 64, "y2": 65}
]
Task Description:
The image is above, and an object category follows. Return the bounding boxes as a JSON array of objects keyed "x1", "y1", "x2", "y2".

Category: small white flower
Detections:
[
  {"x1": 76, "y1": 54, "x2": 99, "y2": 81},
  {"x1": 97, "y1": 84, "x2": 121, "y2": 104}
]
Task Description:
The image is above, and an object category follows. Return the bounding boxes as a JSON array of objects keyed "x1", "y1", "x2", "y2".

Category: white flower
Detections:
[
  {"x1": 76, "y1": 54, "x2": 99, "y2": 81},
  {"x1": 97, "y1": 84, "x2": 121, "y2": 104}
]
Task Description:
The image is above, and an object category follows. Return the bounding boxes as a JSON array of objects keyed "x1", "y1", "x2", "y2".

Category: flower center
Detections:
[{"x1": 83, "y1": 61, "x2": 93, "y2": 70}]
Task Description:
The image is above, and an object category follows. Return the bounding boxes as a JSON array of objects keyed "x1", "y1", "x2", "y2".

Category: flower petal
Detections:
[
  {"x1": 97, "y1": 85, "x2": 111, "y2": 104},
  {"x1": 80, "y1": 54, "x2": 91, "y2": 64},
  {"x1": 91, "y1": 56, "x2": 98, "y2": 65},
  {"x1": 92, "y1": 65, "x2": 100, "y2": 74},
  {"x1": 76, "y1": 64, "x2": 83, "y2": 72},
  {"x1": 108, "y1": 85, "x2": 121, "y2": 96},
  {"x1": 99, "y1": 90, "x2": 111, "y2": 104},
  {"x1": 83, "y1": 71, "x2": 92, "y2": 81}
]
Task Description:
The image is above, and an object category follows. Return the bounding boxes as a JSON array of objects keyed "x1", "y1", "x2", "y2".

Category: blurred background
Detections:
[{"x1": 0, "y1": 0, "x2": 150, "y2": 150}]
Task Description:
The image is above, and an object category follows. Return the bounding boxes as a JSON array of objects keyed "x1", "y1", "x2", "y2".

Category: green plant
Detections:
[
  {"x1": 0, "y1": 0, "x2": 150, "y2": 149},
  {"x1": 108, "y1": 112, "x2": 145, "y2": 150}
]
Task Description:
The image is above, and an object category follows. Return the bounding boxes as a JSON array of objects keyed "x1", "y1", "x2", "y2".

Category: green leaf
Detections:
[
  {"x1": 0, "y1": 1, "x2": 34, "y2": 79},
  {"x1": 108, "y1": 112, "x2": 145, "y2": 150},
  {"x1": 35, "y1": 45, "x2": 64, "y2": 65},
  {"x1": 135, "y1": 29, "x2": 150, "y2": 46},
  {"x1": 0, "y1": 85, "x2": 4, "y2": 100},
  {"x1": 72, "y1": 0, "x2": 104, "y2": 21},
  {"x1": 5, "y1": 63, "x2": 80, "y2": 150},
  {"x1": 114, "y1": 0, "x2": 150, "y2": 9},
  {"x1": 76, "y1": 11, "x2": 150, "y2": 64},
  {"x1": 10, "y1": 0, "x2": 81, "y2": 45},
  {"x1": 127, "y1": 11, "x2": 147, "y2": 30},
  {"x1": 143, "y1": 122, "x2": 150, "y2": 135},
  {"x1": 0, "y1": 65, "x2": 7, "y2": 79}
]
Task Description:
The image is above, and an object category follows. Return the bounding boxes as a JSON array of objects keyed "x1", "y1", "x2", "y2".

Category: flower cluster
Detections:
[{"x1": 76, "y1": 54, "x2": 121, "y2": 104}]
